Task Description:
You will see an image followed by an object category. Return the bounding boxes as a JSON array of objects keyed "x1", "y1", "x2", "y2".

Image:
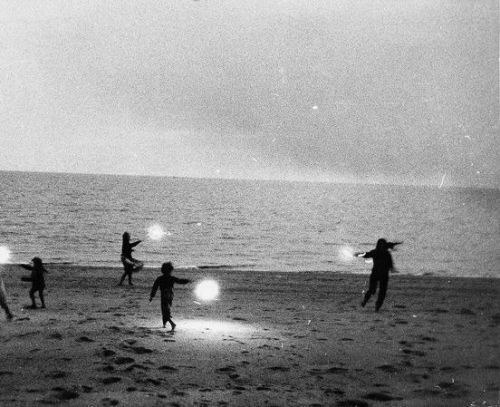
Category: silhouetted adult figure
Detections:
[
  {"x1": 19, "y1": 257, "x2": 47, "y2": 309},
  {"x1": 355, "y1": 239, "x2": 402, "y2": 311},
  {"x1": 149, "y1": 262, "x2": 191, "y2": 331},
  {"x1": 119, "y1": 232, "x2": 143, "y2": 286},
  {"x1": 0, "y1": 269, "x2": 13, "y2": 320}
]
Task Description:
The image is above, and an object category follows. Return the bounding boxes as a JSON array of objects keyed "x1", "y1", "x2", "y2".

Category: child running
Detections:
[
  {"x1": 149, "y1": 262, "x2": 191, "y2": 331},
  {"x1": 355, "y1": 239, "x2": 402, "y2": 311},
  {"x1": 19, "y1": 257, "x2": 48, "y2": 309}
]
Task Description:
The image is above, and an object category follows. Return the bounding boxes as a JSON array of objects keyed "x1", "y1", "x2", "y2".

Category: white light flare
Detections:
[
  {"x1": 147, "y1": 224, "x2": 169, "y2": 241},
  {"x1": 194, "y1": 280, "x2": 220, "y2": 302},
  {"x1": 338, "y1": 246, "x2": 355, "y2": 263},
  {"x1": 0, "y1": 246, "x2": 11, "y2": 264}
]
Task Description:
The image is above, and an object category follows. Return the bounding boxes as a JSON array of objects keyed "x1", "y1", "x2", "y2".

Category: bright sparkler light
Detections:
[
  {"x1": 0, "y1": 246, "x2": 11, "y2": 264},
  {"x1": 338, "y1": 246, "x2": 355, "y2": 263},
  {"x1": 194, "y1": 280, "x2": 220, "y2": 302},
  {"x1": 147, "y1": 224, "x2": 168, "y2": 241}
]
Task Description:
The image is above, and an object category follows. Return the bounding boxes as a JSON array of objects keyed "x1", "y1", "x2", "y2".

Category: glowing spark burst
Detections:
[
  {"x1": 147, "y1": 224, "x2": 169, "y2": 241},
  {"x1": 0, "y1": 246, "x2": 11, "y2": 264},
  {"x1": 194, "y1": 280, "x2": 220, "y2": 302},
  {"x1": 338, "y1": 246, "x2": 355, "y2": 263}
]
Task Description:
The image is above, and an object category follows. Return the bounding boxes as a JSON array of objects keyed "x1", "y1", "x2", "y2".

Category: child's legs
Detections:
[
  {"x1": 161, "y1": 300, "x2": 171, "y2": 327},
  {"x1": 375, "y1": 276, "x2": 389, "y2": 310},
  {"x1": 29, "y1": 288, "x2": 37, "y2": 306},
  {"x1": 0, "y1": 296, "x2": 12, "y2": 318},
  {"x1": 119, "y1": 264, "x2": 133, "y2": 285},
  {"x1": 362, "y1": 274, "x2": 378, "y2": 305},
  {"x1": 39, "y1": 289, "x2": 45, "y2": 307}
]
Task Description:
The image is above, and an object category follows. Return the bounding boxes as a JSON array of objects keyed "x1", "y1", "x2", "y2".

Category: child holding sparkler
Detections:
[
  {"x1": 149, "y1": 262, "x2": 191, "y2": 331},
  {"x1": 355, "y1": 239, "x2": 402, "y2": 311}
]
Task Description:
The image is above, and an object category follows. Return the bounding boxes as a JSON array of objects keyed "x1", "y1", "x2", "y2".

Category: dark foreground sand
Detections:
[{"x1": 0, "y1": 265, "x2": 499, "y2": 406}]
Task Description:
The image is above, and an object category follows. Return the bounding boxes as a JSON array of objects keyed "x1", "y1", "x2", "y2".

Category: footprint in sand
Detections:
[
  {"x1": 101, "y1": 349, "x2": 116, "y2": 357},
  {"x1": 81, "y1": 385, "x2": 93, "y2": 393},
  {"x1": 76, "y1": 336, "x2": 95, "y2": 343},
  {"x1": 101, "y1": 377, "x2": 122, "y2": 385},
  {"x1": 267, "y1": 366, "x2": 290, "y2": 372},
  {"x1": 158, "y1": 365, "x2": 178, "y2": 372},
  {"x1": 102, "y1": 397, "x2": 120, "y2": 406},
  {"x1": 125, "y1": 363, "x2": 149, "y2": 372},
  {"x1": 363, "y1": 392, "x2": 402, "y2": 401},
  {"x1": 376, "y1": 364, "x2": 399, "y2": 374},
  {"x1": 402, "y1": 349, "x2": 426, "y2": 357},
  {"x1": 46, "y1": 370, "x2": 68, "y2": 379},
  {"x1": 216, "y1": 366, "x2": 236, "y2": 373},
  {"x1": 42, "y1": 387, "x2": 80, "y2": 403},
  {"x1": 126, "y1": 346, "x2": 153, "y2": 354},
  {"x1": 113, "y1": 356, "x2": 135, "y2": 365},
  {"x1": 48, "y1": 332, "x2": 63, "y2": 340},
  {"x1": 336, "y1": 400, "x2": 370, "y2": 407}
]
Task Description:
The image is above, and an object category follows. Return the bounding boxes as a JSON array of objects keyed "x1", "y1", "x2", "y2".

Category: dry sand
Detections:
[{"x1": 0, "y1": 264, "x2": 499, "y2": 406}]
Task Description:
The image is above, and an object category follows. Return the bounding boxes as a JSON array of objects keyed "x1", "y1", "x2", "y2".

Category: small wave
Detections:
[{"x1": 198, "y1": 264, "x2": 255, "y2": 270}]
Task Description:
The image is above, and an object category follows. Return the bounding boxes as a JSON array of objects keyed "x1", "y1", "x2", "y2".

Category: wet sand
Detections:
[{"x1": 0, "y1": 265, "x2": 499, "y2": 406}]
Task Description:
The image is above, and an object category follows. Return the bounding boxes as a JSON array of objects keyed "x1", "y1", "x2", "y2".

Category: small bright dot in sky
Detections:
[
  {"x1": 194, "y1": 280, "x2": 220, "y2": 302},
  {"x1": 312, "y1": 105, "x2": 318, "y2": 110},
  {"x1": 147, "y1": 224, "x2": 167, "y2": 241},
  {"x1": 0, "y1": 246, "x2": 11, "y2": 264}
]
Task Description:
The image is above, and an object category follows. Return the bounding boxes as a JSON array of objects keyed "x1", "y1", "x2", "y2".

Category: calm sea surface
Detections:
[{"x1": 0, "y1": 171, "x2": 498, "y2": 277}]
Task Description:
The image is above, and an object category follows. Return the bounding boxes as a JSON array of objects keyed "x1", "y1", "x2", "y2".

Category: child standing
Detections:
[
  {"x1": 149, "y1": 262, "x2": 191, "y2": 331},
  {"x1": 119, "y1": 232, "x2": 143, "y2": 286},
  {"x1": 19, "y1": 257, "x2": 47, "y2": 309}
]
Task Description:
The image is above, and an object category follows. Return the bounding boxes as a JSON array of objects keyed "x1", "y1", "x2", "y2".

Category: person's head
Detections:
[
  {"x1": 161, "y1": 262, "x2": 174, "y2": 275},
  {"x1": 123, "y1": 232, "x2": 130, "y2": 242},
  {"x1": 376, "y1": 238, "x2": 388, "y2": 251},
  {"x1": 32, "y1": 257, "x2": 43, "y2": 267}
]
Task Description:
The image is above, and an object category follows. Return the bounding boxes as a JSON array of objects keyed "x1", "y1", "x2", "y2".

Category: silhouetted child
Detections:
[
  {"x1": 0, "y1": 269, "x2": 13, "y2": 320},
  {"x1": 355, "y1": 239, "x2": 402, "y2": 311},
  {"x1": 119, "y1": 232, "x2": 143, "y2": 286},
  {"x1": 149, "y1": 262, "x2": 191, "y2": 331},
  {"x1": 19, "y1": 257, "x2": 47, "y2": 309}
]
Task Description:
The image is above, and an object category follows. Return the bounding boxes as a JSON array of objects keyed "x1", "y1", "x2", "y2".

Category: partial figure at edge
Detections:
[
  {"x1": 149, "y1": 262, "x2": 191, "y2": 331},
  {"x1": 355, "y1": 239, "x2": 402, "y2": 311},
  {"x1": 119, "y1": 231, "x2": 143, "y2": 286},
  {"x1": 0, "y1": 268, "x2": 13, "y2": 320},
  {"x1": 19, "y1": 257, "x2": 48, "y2": 309}
]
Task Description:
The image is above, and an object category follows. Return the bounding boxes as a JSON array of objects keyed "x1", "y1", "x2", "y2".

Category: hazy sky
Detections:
[{"x1": 1, "y1": 0, "x2": 498, "y2": 187}]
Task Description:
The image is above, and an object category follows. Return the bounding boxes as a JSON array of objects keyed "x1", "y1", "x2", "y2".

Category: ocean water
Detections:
[{"x1": 0, "y1": 171, "x2": 498, "y2": 278}]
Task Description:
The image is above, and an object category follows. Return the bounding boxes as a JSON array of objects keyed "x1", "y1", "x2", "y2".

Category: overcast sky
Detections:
[{"x1": 0, "y1": 0, "x2": 498, "y2": 187}]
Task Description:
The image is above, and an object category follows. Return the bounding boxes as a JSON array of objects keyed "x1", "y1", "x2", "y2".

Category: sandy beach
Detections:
[{"x1": 0, "y1": 264, "x2": 499, "y2": 406}]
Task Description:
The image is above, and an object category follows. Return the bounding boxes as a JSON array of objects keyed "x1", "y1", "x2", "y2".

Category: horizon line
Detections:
[{"x1": 0, "y1": 169, "x2": 498, "y2": 191}]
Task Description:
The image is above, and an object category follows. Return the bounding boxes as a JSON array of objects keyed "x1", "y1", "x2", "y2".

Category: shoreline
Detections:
[{"x1": 4, "y1": 263, "x2": 499, "y2": 280}]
